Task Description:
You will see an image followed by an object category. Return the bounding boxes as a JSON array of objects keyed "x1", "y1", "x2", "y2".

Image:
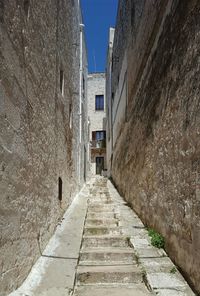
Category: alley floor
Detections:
[{"x1": 10, "y1": 178, "x2": 194, "y2": 296}]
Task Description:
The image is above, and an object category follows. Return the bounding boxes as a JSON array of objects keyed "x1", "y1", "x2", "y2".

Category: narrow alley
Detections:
[
  {"x1": 10, "y1": 178, "x2": 194, "y2": 296},
  {"x1": 1, "y1": 0, "x2": 200, "y2": 295}
]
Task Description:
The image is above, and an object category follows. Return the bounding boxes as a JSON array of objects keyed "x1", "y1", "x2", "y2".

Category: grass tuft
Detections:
[{"x1": 148, "y1": 228, "x2": 165, "y2": 249}]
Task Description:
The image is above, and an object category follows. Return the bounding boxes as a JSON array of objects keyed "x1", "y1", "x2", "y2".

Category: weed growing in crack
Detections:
[
  {"x1": 134, "y1": 252, "x2": 140, "y2": 265},
  {"x1": 148, "y1": 228, "x2": 165, "y2": 249},
  {"x1": 170, "y1": 267, "x2": 177, "y2": 274}
]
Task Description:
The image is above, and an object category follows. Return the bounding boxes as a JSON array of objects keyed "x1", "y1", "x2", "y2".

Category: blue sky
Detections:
[{"x1": 81, "y1": 0, "x2": 118, "y2": 73}]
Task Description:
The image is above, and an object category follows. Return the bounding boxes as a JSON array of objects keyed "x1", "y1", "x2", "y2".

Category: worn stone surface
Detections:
[
  {"x1": 8, "y1": 177, "x2": 194, "y2": 296},
  {"x1": 107, "y1": 0, "x2": 200, "y2": 292},
  {"x1": 0, "y1": 1, "x2": 88, "y2": 294},
  {"x1": 74, "y1": 177, "x2": 152, "y2": 295}
]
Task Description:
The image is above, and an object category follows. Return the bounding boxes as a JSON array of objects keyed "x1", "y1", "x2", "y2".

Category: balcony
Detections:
[{"x1": 90, "y1": 139, "x2": 106, "y2": 150}]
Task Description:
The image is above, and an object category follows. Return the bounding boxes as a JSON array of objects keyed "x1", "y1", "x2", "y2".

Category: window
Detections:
[
  {"x1": 95, "y1": 95, "x2": 104, "y2": 111},
  {"x1": 58, "y1": 177, "x2": 62, "y2": 201},
  {"x1": 69, "y1": 103, "x2": 72, "y2": 129},
  {"x1": 24, "y1": 0, "x2": 30, "y2": 18},
  {"x1": 96, "y1": 157, "x2": 104, "y2": 174},
  {"x1": 0, "y1": 1, "x2": 4, "y2": 23},
  {"x1": 82, "y1": 75, "x2": 85, "y2": 98},
  {"x1": 92, "y1": 130, "x2": 106, "y2": 141},
  {"x1": 131, "y1": 2, "x2": 135, "y2": 28},
  {"x1": 96, "y1": 131, "x2": 106, "y2": 140},
  {"x1": 60, "y1": 69, "x2": 64, "y2": 95}
]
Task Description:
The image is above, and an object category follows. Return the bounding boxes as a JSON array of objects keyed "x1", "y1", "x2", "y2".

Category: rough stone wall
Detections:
[
  {"x1": 70, "y1": 3, "x2": 90, "y2": 187},
  {"x1": 106, "y1": 28, "x2": 115, "y2": 178},
  {"x1": 110, "y1": 0, "x2": 200, "y2": 292},
  {"x1": 88, "y1": 73, "x2": 106, "y2": 175},
  {"x1": 0, "y1": 1, "x2": 87, "y2": 294},
  {"x1": 81, "y1": 28, "x2": 90, "y2": 183}
]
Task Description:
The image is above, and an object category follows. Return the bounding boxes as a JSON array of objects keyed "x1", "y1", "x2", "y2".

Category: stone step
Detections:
[
  {"x1": 85, "y1": 218, "x2": 118, "y2": 227},
  {"x1": 88, "y1": 199, "x2": 111, "y2": 204},
  {"x1": 89, "y1": 201, "x2": 114, "y2": 206},
  {"x1": 94, "y1": 187, "x2": 107, "y2": 190},
  {"x1": 77, "y1": 265, "x2": 143, "y2": 285},
  {"x1": 88, "y1": 202, "x2": 112, "y2": 206},
  {"x1": 84, "y1": 227, "x2": 121, "y2": 236},
  {"x1": 87, "y1": 207, "x2": 115, "y2": 213},
  {"x1": 88, "y1": 204, "x2": 115, "y2": 210},
  {"x1": 79, "y1": 261, "x2": 137, "y2": 266},
  {"x1": 82, "y1": 236, "x2": 130, "y2": 248},
  {"x1": 87, "y1": 212, "x2": 116, "y2": 219},
  {"x1": 74, "y1": 285, "x2": 151, "y2": 296},
  {"x1": 80, "y1": 247, "x2": 136, "y2": 263}
]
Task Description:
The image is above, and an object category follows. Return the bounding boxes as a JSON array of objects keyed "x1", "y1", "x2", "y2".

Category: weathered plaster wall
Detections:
[
  {"x1": 88, "y1": 73, "x2": 106, "y2": 175},
  {"x1": 110, "y1": 0, "x2": 200, "y2": 292},
  {"x1": 88, "y1": 73, "x2": 106, "y2": 134},
  {"x1": 0, "y1": 1, "x2": 87, "y2": 295}
]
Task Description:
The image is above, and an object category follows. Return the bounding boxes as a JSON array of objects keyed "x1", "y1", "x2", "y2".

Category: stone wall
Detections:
[
  {"x1": 109, "y1": 0, "x2": 200, "y2": 292},
  {"x1": 0, "y1": 1, "x2": 87, "y2": 294},
  {"x1": 74, "y1": 13, "x2": 89, "y2": 186},
  {"x1": 106, "y1": 28, "x2": 115, "y2": 178}
]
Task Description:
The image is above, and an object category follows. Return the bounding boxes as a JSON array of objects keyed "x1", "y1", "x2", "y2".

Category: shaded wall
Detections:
[
  {"x1": 0, "y1": 0, "x2": 87, "y2": 294},
  {"x1": 106, "y1": 28, "x2": 115, "y2": 177},
  {"x1": 110, "y1": 0, "x2": 200, "y2": 292}
]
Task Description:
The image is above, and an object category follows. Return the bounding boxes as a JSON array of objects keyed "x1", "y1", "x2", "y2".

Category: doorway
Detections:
[{"x1": 96, "y1": 157, "x2": 104, "y2": 175}]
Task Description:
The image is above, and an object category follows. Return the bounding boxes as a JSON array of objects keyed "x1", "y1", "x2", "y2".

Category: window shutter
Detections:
[{"x1": 92, "y1": 131, "x2": 96, "y2": 140}]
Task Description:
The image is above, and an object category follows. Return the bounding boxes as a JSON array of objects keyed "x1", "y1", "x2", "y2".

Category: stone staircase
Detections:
[
  {"x1": 9, "y1": 177, "x2": 195, "y2": 296},
  {"x1": 73, "y1": 178, "x2": 151, "y2": 296}
]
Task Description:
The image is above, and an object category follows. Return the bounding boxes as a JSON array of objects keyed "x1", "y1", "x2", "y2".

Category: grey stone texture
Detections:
[
  {"x1": 106, "y1": 0, "x2": 200, "y2": 293},
  {"x1": 0, "y1": 0, "x2": 88, "y2": 294}
]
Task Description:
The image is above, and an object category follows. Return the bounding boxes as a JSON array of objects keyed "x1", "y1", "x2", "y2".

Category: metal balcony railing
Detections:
[{"x1": 90, "y1": 139, "x2": 106, "y2": 149}]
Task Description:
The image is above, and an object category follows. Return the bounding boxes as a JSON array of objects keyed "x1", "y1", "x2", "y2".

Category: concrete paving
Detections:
[{"x1": 9, "y1": 177, "x2": 195, "y2": 296}]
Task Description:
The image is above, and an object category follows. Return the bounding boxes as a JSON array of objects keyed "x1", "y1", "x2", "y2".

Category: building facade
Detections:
[
  {"x1": 88, "y1": 73, "x2": 106, "y2": 176},
  {"x1": 106, "y1": 0, "x2": 200, "y2": 293},
  {"x1": 0, "y1": 0, "x2": 88, "y2": 294}
]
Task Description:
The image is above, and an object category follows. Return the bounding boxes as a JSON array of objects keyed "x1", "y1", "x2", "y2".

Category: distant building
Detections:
[{"x1": 88, "y1": 73, "x2": 107, "y2": 175}]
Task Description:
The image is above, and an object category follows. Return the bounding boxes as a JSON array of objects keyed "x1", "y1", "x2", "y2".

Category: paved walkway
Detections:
[{"x1": 10, "y1": 177, "x2": 194, "y2": 296}]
